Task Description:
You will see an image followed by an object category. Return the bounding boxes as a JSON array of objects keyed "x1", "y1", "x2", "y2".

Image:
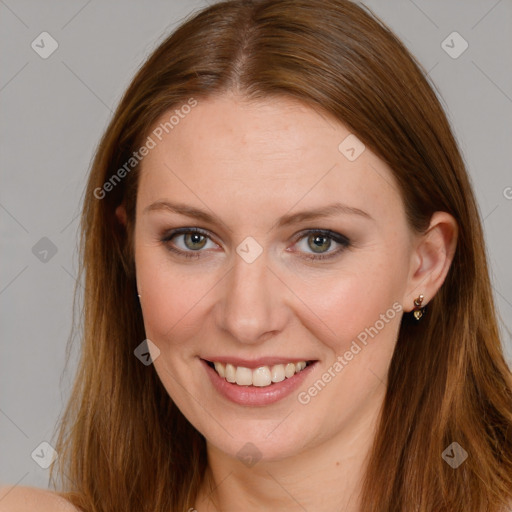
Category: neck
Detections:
[{"x1": 194, "y1": 388, "x2": 384, "y2": 512}]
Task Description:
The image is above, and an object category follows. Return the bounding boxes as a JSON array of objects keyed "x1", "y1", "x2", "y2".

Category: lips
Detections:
[{"x1": 201, "y1": 358, "x2": 318, "y2": 406}]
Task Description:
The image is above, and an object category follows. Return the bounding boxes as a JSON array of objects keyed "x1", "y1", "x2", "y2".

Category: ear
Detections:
[
  {"x1": 403, "y1": 211, "x2": 458, "y2": 312},
  {"x1": 115, "y1": 203, "x2": 127, "y2": 227}
]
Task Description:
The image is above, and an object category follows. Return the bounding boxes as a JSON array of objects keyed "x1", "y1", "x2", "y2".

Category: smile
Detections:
[
  {"x1": 201, "y1": 358, "x2": 318, "y2": 406},
  {"x1": 207, "y1": 360, "x2": 310, "y2": 387}
]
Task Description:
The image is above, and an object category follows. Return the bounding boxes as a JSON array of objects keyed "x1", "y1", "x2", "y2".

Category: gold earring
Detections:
[{"x1": 413, "y1": 294, "x2": 425, "y2": 320}]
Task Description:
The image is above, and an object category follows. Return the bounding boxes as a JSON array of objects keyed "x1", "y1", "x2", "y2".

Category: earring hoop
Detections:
[{"x1": 413, "y1": 294, "x2": 426, "y2": 320}]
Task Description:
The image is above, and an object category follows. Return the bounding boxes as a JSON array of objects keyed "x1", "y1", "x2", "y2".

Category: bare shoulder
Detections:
[{"x1": 0, "y1": 485, "x2": 80, "y2": 512}]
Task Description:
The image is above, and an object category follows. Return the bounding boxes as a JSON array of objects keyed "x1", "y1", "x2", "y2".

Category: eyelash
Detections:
[{"x1": 160, "y1": 227, "x2": 351, "y2": 261}]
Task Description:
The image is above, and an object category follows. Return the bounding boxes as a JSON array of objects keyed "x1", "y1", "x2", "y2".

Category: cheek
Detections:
[
  {"x1": 135, "y1": 245, "x2": 217, "y2": 345},
  {"x1": 293, "y1": 252, "x2": 405, "y2": 357},
  {"x1": 291, "y1": 264, "x2": 403, "y2": 426}
]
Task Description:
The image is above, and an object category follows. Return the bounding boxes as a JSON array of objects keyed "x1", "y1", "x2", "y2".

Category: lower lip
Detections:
[{"x1": 201, "y1": 359, "x2": 317, "y2": 406}]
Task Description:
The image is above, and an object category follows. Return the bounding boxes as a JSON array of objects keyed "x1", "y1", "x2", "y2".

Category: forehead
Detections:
[{"x1": 137, "y1": 93, "x2": 405, "y2": 226}]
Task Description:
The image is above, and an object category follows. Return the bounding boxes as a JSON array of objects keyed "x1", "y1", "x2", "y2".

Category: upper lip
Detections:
[{"x1": 201, "y1": 356, "x2": 315, "y2": 369}]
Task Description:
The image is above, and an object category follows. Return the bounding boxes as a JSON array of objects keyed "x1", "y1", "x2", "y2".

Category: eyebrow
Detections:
[{"x1": 143, "y1": 200, "x2": 374, "y2": 227}]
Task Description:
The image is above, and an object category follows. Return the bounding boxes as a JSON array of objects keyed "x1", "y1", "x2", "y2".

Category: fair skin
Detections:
[
  {"x1": 131, "y1": 93, "x2": 457, "y2": 511},
  {"x1": 0, "y1": 93, "x2": 457, "y2": 511},
  {"x1": 0, "y1": 486, "x2": 78, "y2": 511}
]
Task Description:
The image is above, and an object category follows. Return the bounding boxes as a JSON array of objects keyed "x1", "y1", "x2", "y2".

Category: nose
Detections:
[{"x1": 217, "y1": 247, "x2": 288, "y2": 345}]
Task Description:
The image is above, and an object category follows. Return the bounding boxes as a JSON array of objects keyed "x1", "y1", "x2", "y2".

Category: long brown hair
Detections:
[{"x1": 49, "y1": 0, "x2": 512, "y2": 510}]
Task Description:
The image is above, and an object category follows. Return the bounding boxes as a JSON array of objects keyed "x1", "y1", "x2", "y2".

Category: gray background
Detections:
[{"x1": 1, "y1": 0, "x2": 511, "y2": 491}]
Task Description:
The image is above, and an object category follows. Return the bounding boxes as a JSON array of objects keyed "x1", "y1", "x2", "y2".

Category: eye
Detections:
[
  {"x1": 160, "y1": 228, "x2": 218, "y2": 259},
  {"x1": 292, "y1": 229, "x2": 351, "y2": 261},
  {"x1": 160, "y1": 228, "x2": 351, "y2": 261}
]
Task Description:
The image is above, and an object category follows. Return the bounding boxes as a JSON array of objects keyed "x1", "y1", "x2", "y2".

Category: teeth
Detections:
[
  {"x1": 235, "y1": 366, "x2": 253, "y2": 386},
  {"x1": 252, "y1": 366, "x2": 272, "y2": 387},
  {"x1": 214, "y1": 362, "x2": 226, "y2": 378},
  {"x1": 270, "y1": 364, "x2": 285, "y2": 383},
  {"x1": 210, "y1": 360, "x2": 309, "y2": 387},
  {"x1": 284, "y1": 362, "x2": 296, "y2": 378},
  {"x1": 225, "y1": 363, "x2": 236, "y2": 383}
]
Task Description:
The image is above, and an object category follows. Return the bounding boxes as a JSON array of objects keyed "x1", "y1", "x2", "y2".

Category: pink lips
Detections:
[{"x1": 201, "y1": 358, "x2": 317, "y2": 406}]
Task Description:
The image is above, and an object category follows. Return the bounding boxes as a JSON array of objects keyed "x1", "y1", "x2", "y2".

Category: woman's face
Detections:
[{"x1": 133, "y1": 93, "x2": 417, "y2": 462}]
